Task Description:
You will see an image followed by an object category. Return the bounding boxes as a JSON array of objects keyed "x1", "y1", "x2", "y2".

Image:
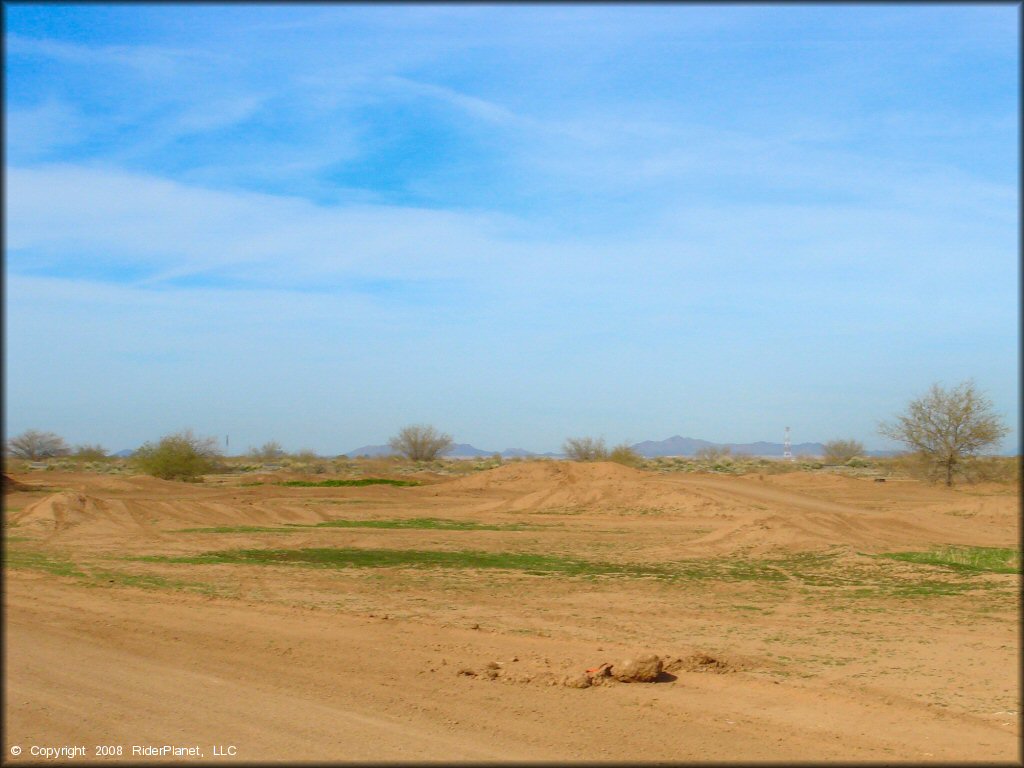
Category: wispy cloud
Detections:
[{"x1": 4, "y1": 4, "x2": 1017, "y2": 453}]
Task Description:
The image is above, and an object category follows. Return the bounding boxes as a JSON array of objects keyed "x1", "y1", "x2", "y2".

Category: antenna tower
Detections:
[{"x1": 783, "y1": 426, "x2": 793, "y2": 461}]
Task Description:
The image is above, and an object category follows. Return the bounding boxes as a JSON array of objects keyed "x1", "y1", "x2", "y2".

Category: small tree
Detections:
[
  {"x1": 388, "y1": 425, "x2": 453, "y2": 461},
  {"x1": 134, "y1": 429, "x2": 221, "y2": 481},
  {"x1": 823, "y1": 439, "x2": 864, "y2": 465},
  {"x1": 562, "y1": 436, "x2": 608, "y2": 461},
  {"x1": 6, "y1": 429, "x2": 70, "y2": 460},
  {"x1": 879, "y1": 381, "x2": 1008, "y2": 487}
]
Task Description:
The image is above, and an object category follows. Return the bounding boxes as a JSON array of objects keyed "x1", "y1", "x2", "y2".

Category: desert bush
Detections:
[
  {"x1": 388, "y1": 425, "x2": 454, "y2": 461},
  {"x1": 249, "y1": 441, "x2": 285, "y2": 462},
  {"x1": 695, "y1": 446, "x2": 731, "y2": 462},
  {"x1": 133, "y1": 429, "x2": 221, "y2": 481},
  {"x1": 563, "y1": 437, "x2": 608, "y2": 461},
  {"x1": 608, "y1": 444, "x2": 642, "y2": 467},
  {"x1": 73, "y1": 443, "x2": 109, "y2": 462},
  {"x1": 956, "y1": 455, "x2": 1020, "y2": 484},
  {"x1": 823, "y1": 439, "x2": 865, "y2": 465},
  {"x1": 6, "y1": 429, "x2": 70, "y2": 460},
  {"x1": 290, "y1": 448, "x2": 320, "y2": 464}
]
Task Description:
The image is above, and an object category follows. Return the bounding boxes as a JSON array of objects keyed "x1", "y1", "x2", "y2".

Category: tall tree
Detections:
[
  {"x1": 879, "y1": 381, "x2": 1008, "y2": 486},
  {"x1": 6, "y1": 429, "x2": 70, "y2": 460}
]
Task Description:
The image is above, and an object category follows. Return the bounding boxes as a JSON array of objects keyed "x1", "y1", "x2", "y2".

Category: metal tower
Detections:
[{"x1": 783, "y1": 426, "x2": 793, "y2": 461}]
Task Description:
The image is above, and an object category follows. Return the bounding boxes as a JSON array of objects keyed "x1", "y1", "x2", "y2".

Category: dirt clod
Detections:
[
  {"x1": 611, "y1": 653, "x2": 662, "y2": 682},
  {"x1": 562, "y1": 672, "x2": 592, "y2": 689}
]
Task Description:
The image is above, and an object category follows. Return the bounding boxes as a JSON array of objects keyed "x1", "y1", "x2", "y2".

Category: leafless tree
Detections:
[
  {"x1": 388, "y1": 425, "x2": 453, "y2": 461},
  {"x1": 6, "y1": 429, "x2": 70, "y2": 460},
  {"x1": 879, "y1": 381, "x2": 1008, "y2": 486}
]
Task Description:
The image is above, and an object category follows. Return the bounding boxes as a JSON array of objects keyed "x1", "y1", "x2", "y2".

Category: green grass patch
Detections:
[
  {"x1": 5, "y1": 548, "x2": 86, "y2": 577},
  {"x1": 134, "y1": 548, "x2": 807, "y2": 584},
  {"x1": 876, "y1": 546, "x2": 1020, "y2": 574},
  {"x1": 176, "y1": 517, "x2": 534, "y2": 534},
  {"x1": 137, "y1": 547, "x2": 673, "y2": 578},
  {"x1": 277, "y1": 478, "x2": 419, "y2": 488},
  {"x1": 86, "y1": 568, "x2": 221, "y2": 595},
  {"x1": 126, "y1": 544, "x2": 1006, "y2": 598},
  {"x1": 4, "y1": 543, "x2": 224, "y2": 595}
]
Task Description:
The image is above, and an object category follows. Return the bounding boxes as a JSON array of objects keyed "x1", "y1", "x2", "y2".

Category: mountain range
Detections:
[{"x1": 345, "y1": 436, "x2": 900, "y2": 459}]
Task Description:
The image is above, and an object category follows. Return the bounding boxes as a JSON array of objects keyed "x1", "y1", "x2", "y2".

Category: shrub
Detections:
[
  {"x1": 133, "y1": 430, "x2": 221, "y2": 481},
  {"x1": 290, "y1": 448, "x2": 320, "y2": 464},
  {"x1": 249, "y1": 441, "x2": 286, "y2": 462},
  {"x1": 823, "y1": 439, "x2": 864, "y2": 465},
  {"x1": 695, "y1": 446, "x2": 731, "y2": 462},
  {"x1": 608, "y1": 443, "x2": 642, "y2": 467},
  {"x1": 73, "y1": 443, "x2": 109, "y2": 462},
  {"x1": 388, "y1": 425, "x2": 454, "y2": 461},
  {"x1": 563, "y1": 437, "x2": 608, "y2": 461}
]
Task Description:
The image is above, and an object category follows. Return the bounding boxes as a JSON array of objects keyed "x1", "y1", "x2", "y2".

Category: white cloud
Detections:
[{"x1": 5, "y1": 100, "x2": 85, "y2": 162}]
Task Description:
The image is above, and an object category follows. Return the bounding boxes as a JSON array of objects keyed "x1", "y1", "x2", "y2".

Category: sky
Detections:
[{"x1": 3, "y1": 4, "x2": 1019, "y2": 456}]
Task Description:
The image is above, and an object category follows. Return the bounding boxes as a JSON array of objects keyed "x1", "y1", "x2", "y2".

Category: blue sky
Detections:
[{"x1": 4, "y1": 4, "x2": 1019, "y2": 455}]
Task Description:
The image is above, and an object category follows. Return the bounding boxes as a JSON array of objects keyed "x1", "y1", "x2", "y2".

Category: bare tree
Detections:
[
  {"x1": 388, "y1": 425, "x2": 453, "y2": 461},
  {"x1": 879, "y1": 381, "x2": 1008, "y2": 487},
  {"x1": 823, "y1": 439, "x2": 864, "y2": 465},
  {"x1": 6, "y1": 429, "x2": 70, "y2": 460},
  {"x1": 562, "y1": 436, "x2": 608, "y2": 461}
]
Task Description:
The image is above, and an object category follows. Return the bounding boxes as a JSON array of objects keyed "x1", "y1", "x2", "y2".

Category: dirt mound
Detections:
[
  {"x1": 3, "y1": 474, "x2": 33, "y2": 493},
  {"x1": 431, "y1": 461, "x2": 676, "y2": 513},
  {"x1": 441, "y1": 461, "x2": 648, "y2": 491},
  {"x1": 11, "y1": 492, "x2": 135, "y2": 534}
]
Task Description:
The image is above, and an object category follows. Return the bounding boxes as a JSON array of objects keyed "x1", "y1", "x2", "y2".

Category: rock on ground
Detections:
[{"x1": 611, "y1": 654, "x2": 662, "y2": 682}]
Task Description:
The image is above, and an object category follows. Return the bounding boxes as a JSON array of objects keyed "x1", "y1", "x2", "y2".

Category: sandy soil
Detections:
[{"x1": 3, "y1": 462, "x2": 1020, "y2": 763}]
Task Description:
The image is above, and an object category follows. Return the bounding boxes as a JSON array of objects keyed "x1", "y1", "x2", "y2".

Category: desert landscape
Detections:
[{"x1": 3, "y1": 460, "x2": 1019, "y2": 762}]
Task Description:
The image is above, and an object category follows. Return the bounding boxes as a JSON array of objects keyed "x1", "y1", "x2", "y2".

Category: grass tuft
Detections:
[{"x1": 876, "y1": 545, "x2": 1019, "y2": 574}]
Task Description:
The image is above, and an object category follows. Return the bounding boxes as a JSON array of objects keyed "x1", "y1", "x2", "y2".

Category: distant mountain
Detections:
[
  {"x1": 630, "y1": 436, "x2": 717, "y2": 457},
  {"x1": 448, "y1": 443, "x2": 492, "y2": 457},
  {"x1": 343, "y1": 444, "x2": 393, "y2": 458},
  {"x1": 345, "y1": 437, "x2": 899, "y2": 460},
  {"x1": 629, "y1": 435, "x2": 827, "y2": 457},
  {"x1": 113, "y1": 448, "x2": 137, "y2": 458}
]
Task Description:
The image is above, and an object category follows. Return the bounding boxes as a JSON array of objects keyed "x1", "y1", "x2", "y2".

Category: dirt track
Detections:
[{"x1": 3, "y1": 463, "x2": 1020, "y2": 762}]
